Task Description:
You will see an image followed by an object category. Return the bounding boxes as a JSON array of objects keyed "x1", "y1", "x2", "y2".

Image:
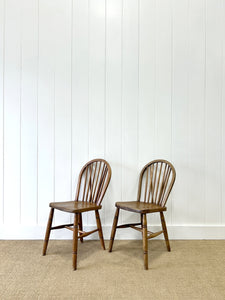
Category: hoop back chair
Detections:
[
  {"x1": 43, "y1": 158, "x2": 112, "y2": 270},
  {"x1": 109, "y1": 159, "x2": 176, "y2": 270}
]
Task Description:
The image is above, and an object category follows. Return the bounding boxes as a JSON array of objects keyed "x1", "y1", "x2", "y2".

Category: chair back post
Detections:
[{"x1": 74, "y1": 158, "x2": 112, "y2": 206}]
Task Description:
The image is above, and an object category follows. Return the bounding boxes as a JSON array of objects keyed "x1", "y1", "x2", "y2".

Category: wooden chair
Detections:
[
  {"x1": 109, "y1": 159, "x2": 176, "y2": 270},
  {"x1": 42, "y1": 158, "x2": 112, "y2": 270}
]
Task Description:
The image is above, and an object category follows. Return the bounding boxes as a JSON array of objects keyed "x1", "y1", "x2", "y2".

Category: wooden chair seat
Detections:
[
  {"x1": 115, "y1": 201, "x2": 166, "y2": 214},
  {"x1": 50, "y1": 201, "x2": 102, "y2": 213}
]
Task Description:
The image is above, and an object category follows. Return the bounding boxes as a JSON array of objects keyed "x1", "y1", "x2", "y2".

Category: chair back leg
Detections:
[
  {"x1": 78, "y1": 213, "x2": 83, "y2": 243},
  {"x1": 73, "y1": 213, "x2": 79, "y2": 270},
  {"x1": 160, "y1": 211, "x2": 171, "y2": 252},
  {"x1": 42, "y1": 208, "x2": 54, "y2": 256},
  {"x1": 95, "y1": 210, "x2": 105, "y2": 250},
  {"x1": 109, "y1": 207, "x2": 120, "y2": 252},
  {"x1": 142, "y1": 213, "x2": 148, "y2": 270}
]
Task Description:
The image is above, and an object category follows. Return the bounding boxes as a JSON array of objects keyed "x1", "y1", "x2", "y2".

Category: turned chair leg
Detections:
[
  {"x1": 142, "y1": 213, "x2": 148, "y2": 270},
  {"x1": 109, "y1": 207, "x2": 120, "y2": 252},
  {"x1": 42, "y1": 208, "x2": 54, "y2": 256},
  {"x1": 160, "y1": 211, "x2": 171, "y2": 252},
  {"x1": 73, "y1": 213, "x2": 79, "y2": 270},
  {"x1": 78, "y1": 213, "x2": 83, "y2": 243},
  {"x1": 95, "y1": 210, "x2": 105, "y2": 250}
]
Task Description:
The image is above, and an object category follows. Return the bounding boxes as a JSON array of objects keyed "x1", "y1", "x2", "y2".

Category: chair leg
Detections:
[
  {"x1": 73, "y1": 213, "x2": 79, "y2": 270},
  {"x1": 42, "y1": 208, "x2": 54, "y2": 256},
  {"x1": 140, "y1": 213, "x2": 143, "y2": 228},
  {"x1": 95, "y1": 210, "x2": 105, "y2": 250},
  {"x1": 109, "y1": 207, "x2": 120, "y2": 252},
  {"x1": 160, "y1": 211, "x2": 171, "y2": 252},
  {"x1": 142, "y1": 213, "x2": 148, "y2": 270},
  {"x1": 78, "y1": 213, "x2": 83, "y2": 243}
]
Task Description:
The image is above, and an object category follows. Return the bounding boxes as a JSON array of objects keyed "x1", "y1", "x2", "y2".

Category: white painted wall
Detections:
[{"x1": 0, "y1": 0, "x2": 225, "y2": 239}]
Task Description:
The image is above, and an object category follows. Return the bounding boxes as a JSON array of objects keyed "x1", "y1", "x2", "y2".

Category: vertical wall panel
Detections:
[
  {"x1": 221, "y1": 0, "x2": 225, "y2": 224},
  {"x1": 0, "y1": 0, "x2": 225, "y2": 239},
  {"x1": 205, "y1": 0, "x2": 222, "y2": 224},
  {"x1": 122, "y1": 0, "x2": 139, "y2": 225},
  {"x1": 89, "y1": 0, "x2": 105, "y2": 159},
  {"x1": 38, "y1": 0, "x2": 55, "y2": 225},
  {"x1": 105, "y1": 0, "x2": 122, "y2": 225},
  {"x1": 3, "y1": 0, "x2": 21, "y2": 224},
  {"x1": 72, "y1": 0, "x2": 89, "y2": 227},
  {"x1": 188, "y1": 0, "x2": 206, "y2": 224},
  {"x1": 155, "y1": 0, "x2": 172, "y2": 224},
  {"x1": 139, "y1": 0, "x2": 156, "y2": 165},
  {"x1": 53, "y1": 0, "x2": 72, "y2": 226},
  {"x1": 0, "y1": 0, "x2": 4, "y2": 223},
  {"x1": 139, "y1": 0, "x2": 157, "y2": 226},
  {"x1": 88, "y1": 0, "x2": 106, "y2": 225},
  {"x1": 155, "y1": 0, "x2": 172, "y2": 159},
  {"x1": 20, "y1": 0, "x2": 38, "y2": 225},
  {"x1": 171, "y1": 0, "x2": 189, "y2": 224}
]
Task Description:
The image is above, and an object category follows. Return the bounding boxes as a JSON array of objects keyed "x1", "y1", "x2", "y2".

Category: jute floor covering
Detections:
[{"x1": 0, "y1": 240, "x2": 225, "y2": 300}]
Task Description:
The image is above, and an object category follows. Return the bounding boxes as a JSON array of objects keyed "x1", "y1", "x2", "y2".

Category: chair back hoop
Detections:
[
  {"x1": 75, "y1": 159, "x2": 112, "y2": 206},
  {"x1": 137, "y1": 159, "x2": 176, "y2": 207}
]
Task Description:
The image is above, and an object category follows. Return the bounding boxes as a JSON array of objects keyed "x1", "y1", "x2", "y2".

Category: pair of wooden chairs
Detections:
[{"x1": 42, "y1": 158, "x2": 176, "y2": 270}]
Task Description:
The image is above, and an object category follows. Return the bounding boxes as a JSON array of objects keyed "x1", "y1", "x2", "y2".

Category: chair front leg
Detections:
[
  {"x1": 73, "y1": 213, "x2": 79, "y2": 270},
  {"x1": 95, "y1": 210, "x2": 105, "y2": 250},
  {"x1": 78, "y1": 213, "x2": 83, "y2": 243},
  {"x1": 42, "y1": 208, "x2": 54, "y2": 256},
  {"x1": 160, "y1": 211, "x2": 171, "y2": 252},
  {"x1": 108, "y1": 207, "x2": 120, "y2": 252},
  {"x1": 142, "y1": 213, "x2": 148, "y2": 270}
]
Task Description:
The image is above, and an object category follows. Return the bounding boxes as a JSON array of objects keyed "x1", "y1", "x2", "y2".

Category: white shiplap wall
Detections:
[{"x1": 0, "y1": 0, "x2": 225, "y2": 239}]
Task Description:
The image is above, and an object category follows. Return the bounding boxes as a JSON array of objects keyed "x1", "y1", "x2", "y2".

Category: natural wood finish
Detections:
[
  {"x1": 129, "y1": 224, "x2": 143, "y2": 233},
  {"x1": 142, "y1": 214, "x2": 148, "y2": 270},
  {"x1": 116, "y1": 222, "x2": 141, "y2": 229},
  {"x1": 115, "y1": 201, "x2": 167, "y2": 213},
  {"x1": 160, "y1": 211, "x2": 171, "y2": 251},
  {"x1": 95, "y1": 210, "x2": 105, "y2": 250},
  {"x1": 108, "y1": 207, "x2": 120, "y2": 252},
  {"x1": 42, "y1": 158, "x2": 112, "y2": 270},
  {"x1": 42, "y1": 208, "x2": 54, "y2": 256},
  {"x1": 49, "y1": 201, "x2": 102, "y2": 213},
  {"x1": 109, "y1": 159, "x2": 176, "y2": 269},
  {"x1": 79, "y1": 229, "x2": 99, "y2": 239},
  {"x1": 147, "y1": 230, "x2": 163, "y2": 239},
  {"x1": 64, "y1": 227, "x2": 99, "y2": 238},
  {"x1": 51, "y1": 223, "x2": 73, "y2": 230},
  {"x1": 78, "y1": 213, "x2": 83, "y2": 243},
  {"x1": 73, "y1": 213, "x2": 79, "y2": 270}
]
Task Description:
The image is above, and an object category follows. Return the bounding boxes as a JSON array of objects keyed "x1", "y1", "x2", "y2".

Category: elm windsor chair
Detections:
[
  {"x1": 109, "y1": 159, "x2": 176, "y2": 270},
  {"x1": 42, "y1": 158, "x2": 112, "y2": 270}
]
